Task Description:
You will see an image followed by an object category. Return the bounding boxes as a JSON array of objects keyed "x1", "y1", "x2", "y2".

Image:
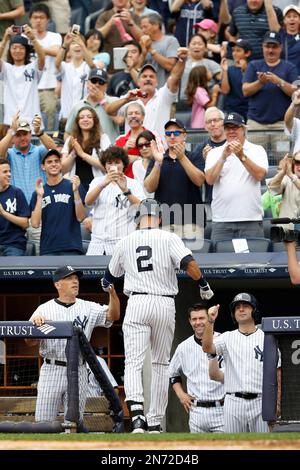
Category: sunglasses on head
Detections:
[
  {"x1": 137, "y1": 141, "x2": 151, "y2": 149},
  {"x1": 165, "y1": 130, "x2": 184, "y2": 137},
  {"x1": 294, "y1": 159, "x2": 300, "y2": 165},
  {"x1": 90, "y1": 78, "x2": 105, "y2": 85}
]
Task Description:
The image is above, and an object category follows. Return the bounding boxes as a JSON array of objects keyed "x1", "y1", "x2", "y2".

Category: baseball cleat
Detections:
[{"x1": 131, "y1": 417, "x2": 147, "y2": 433}]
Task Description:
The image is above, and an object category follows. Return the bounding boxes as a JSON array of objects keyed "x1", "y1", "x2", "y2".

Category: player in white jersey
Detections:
[
  {"x1": 85, "y1": 146, "x2": 145, "y2": 255},
  {"x1": 27, "y1": 265, "x2": 120, "y2": 426},
  {"x1": 101, "y1": 198, "x2": 214, "y2": 433},
  {"x1": 87, "y1": 347, "x2": 118, "y2": 397},
  {"x1": 202, "y1": 292, "x2": 269, "y2": 433},
  {"x1": 169, "y1": 302, "x2": 225, "y2": 433}
]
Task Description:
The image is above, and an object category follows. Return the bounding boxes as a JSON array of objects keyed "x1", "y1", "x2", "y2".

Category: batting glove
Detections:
[
  {"x1": 199, "y1": 281, "x2": 214, "y2": 300},
  {"x1": 101, "y1": 277, "x2": 113, "y2": 292}
]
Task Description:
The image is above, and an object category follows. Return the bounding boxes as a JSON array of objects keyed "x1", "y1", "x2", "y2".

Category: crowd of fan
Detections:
[{"x1": 1, "y1": 0, "x2": 300, "y2": 256}]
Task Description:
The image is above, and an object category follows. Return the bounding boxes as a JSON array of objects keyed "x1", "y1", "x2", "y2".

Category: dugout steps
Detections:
[{"x1": 0, "y1": 396, "x2": 114, "y2": 433}]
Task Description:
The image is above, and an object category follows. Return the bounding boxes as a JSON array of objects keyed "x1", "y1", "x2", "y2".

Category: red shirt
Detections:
[{"x1": 115, "y1": 129, "x2": 145, "y2": 178}]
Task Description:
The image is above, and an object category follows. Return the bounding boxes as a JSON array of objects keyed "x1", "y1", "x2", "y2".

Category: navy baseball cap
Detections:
[
  {"x1": 263, "y1": 31, "x2": 282, "y2": 45},
  {"x1": 88, "y1": 68, "x2": 108, "y2": 83},
  {"x1": 53, "y1": 265, "x2": 83, "y2": 282},
  {"x1": 229, "y1": 38, "x2": 252, "y2": 52},
  {"x1": 42, "y1": 148, "x2": 61, "y2": 164},
  {"x1": 10, "y1": 35, "x2": 29, "y2": 48},
  {"x1": 164, "y1": 118, "x2": 186, "y2": 131},
  {"x1": 224, "y1": 112, "x2": 246, "y2": 127}
]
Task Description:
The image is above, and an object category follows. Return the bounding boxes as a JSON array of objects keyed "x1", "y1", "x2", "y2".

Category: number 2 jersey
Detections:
[{"x1": 108, "y1": 228, "x2": 192, "y2": 296}]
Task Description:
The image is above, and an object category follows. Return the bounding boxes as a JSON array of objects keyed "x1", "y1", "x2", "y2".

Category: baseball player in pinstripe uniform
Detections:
[
  {"x1": 27, "y1": 265, "x2": 120, "y2": 425},
  {"x1": 202, "y1": 293, "x2": 269, "y2": 433},
  {"x1": 169, "y1": 302, "x2": 225, "y2": 433},
  {"x1": 101, "y1": 198, "x2": 214, "y2": 433}
]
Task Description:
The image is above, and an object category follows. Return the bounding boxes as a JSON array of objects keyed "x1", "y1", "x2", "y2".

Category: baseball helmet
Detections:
[
  {"x1": 229, "y1": 292, "x2": 260, "y2": 324},
  {"x1": 134, "y1": 198, "x2": 162, "y2": 224}
]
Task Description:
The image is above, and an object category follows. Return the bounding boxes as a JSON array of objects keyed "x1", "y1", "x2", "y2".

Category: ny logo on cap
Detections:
[
  {"x1": 236, "y1": 293, "x2": 245, "y2": 301},
  {"x1": 269, "y1": 32, "x2": 275, "y2": 38},
  {"x1": 227, "y1": 114, "x2": 234, "y2": 120},
  {"x1": 67, "y1": 266, "x2": 74, "y2": 271}
]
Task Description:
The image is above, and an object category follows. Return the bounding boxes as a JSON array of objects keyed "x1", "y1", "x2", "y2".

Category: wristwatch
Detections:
[
  {"x1": 241, "y1": 155, "x2": 247, "y2": 162},
  {"x1": 123, "y1": 189, "x2": 132, "y2": 196}
]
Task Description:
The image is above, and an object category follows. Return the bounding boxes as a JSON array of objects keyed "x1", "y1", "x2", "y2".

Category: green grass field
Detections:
[{"x1": 0, "y1": 432, "x2": 299, "y2": 441}]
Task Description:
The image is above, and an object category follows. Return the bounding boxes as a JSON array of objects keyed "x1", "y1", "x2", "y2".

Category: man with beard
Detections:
[{"x1": 105, "y1": 48, "x2": 188, "y2": 145}]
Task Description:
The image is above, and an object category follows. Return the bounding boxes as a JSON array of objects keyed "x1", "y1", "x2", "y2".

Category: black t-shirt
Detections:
[{"x1": 145, "y1": 150, "x2": 205, "y2": 225}]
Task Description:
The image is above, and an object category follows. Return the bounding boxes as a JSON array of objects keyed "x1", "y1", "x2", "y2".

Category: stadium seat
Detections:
[
  {"x1": 175, "y1": 110, "x2": 191, "y2": 129},
  {"x1": 25, "y1": 241, "x2": 36, "y2": 256},
  {"x1": 182, "y1": 238, "x2": 212, "y2": 253},
  {"x1": 204, "y1": 220, "x2": 212, "y2": 239},
  {"x1": 84, "y1": 0, "x2": 110, "y2": 33},
  {"x1": 82, "y1": 240, "x2": 90, "y2": 254},
  {"x1": 213, "y1": 237, "x2": 272, "y2": 253},
  {"x1": 81, "y1": 223, "x2": 91, "y2": 242},
  {"x1": 176, "y1": 100, "x2": 191, "y2": 112},
  {"x1": 263, "y1": 218, "x2": 272, "y2": 238},
  {"x1": 70, "y1": 7, "x2": 82, "y2": 29},
  {"x1": 272, "y1": 242, "x2": 286, "y2": 252}
]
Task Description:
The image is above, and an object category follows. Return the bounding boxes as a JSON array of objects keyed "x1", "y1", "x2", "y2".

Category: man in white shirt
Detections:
[
  {"x1": 29, "y1": 3, "x2": 62, "y2": 131},
  {"x1": 205, "y1": 112, "x2": 268, "y2": 242},
  {"x1": 105, "y1": 47, "x2": 188, "y2": 145}
]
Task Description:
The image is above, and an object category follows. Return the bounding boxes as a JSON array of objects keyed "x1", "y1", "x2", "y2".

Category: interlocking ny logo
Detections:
[
  {"x1": 254, "y1": 345, "x2": 263, "y2": 362},
  {"x1": 37, "y1": 324, "x2": 56, "y2": 335},
  {"x1": 5, "y1": 198, "x2": 16, "y2": 214}
]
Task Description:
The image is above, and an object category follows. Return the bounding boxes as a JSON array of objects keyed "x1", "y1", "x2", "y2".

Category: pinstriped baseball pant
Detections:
[
  {"x1": 189, "y1": 406, "x2": 224, "y2": 433},
  {"x1": 224, "y1": 394, "x2": 268, "y2": 432},
  {"x1": 35, "y1": 363, "x2": 88, "y2": 422},
  {"x1": 123, "y1": 295, "x2": 175, "y2": 428}
]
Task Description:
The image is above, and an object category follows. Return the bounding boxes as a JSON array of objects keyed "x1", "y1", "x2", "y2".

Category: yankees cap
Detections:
[
  {"x1": 53, "y1": 265, "x2": 83, "y2": 282},
  {"x1": 88, "y1": 68, "x2": 108, "y2": 83},
  {"x1": 10, "y1": 35, "x2": 29, "y2": 48},
  {"x1": 228, "y1": 38, "x2": 252, "y2": 52},
  {"x1": 263, "y1": 31, "x2": 281, "y2": 45},
  {"x1": 223, "y1": 112, "x2": 246, "y2": 127}
]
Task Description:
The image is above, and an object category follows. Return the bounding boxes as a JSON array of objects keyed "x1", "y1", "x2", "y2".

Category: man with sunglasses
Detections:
[
  {"x1": 65, "y1": 68, "x2": 120, "y2": 143},
  {"x1": 144, "y1": 118, "x2": 206, "y2": 240}
]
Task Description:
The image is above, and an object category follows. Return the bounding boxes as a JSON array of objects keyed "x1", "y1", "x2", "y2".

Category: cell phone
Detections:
[
  {"x1": 12, "y1": 25, "x2": 24, "y2": 34},
  {"x1": 110, "y1": 165, "x2": 118, "y2": 173},
  {"x1": 136, "y1": 90, "x2": 148, "y2": 98},
  {"x1": 113, "y1": 47, "x2": 128, "y2": 70},
  {"x1": 71, "y1": 24, "x2": 80, "y2": 35}
]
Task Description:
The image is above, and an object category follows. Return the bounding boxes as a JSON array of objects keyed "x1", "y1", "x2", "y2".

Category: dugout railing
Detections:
[
  {"x1": 262, "y1": 316, "x2": 300, "y2": 431},
  {"x1": 0, "y1": 321, "x2": 123, "y2": 433}
]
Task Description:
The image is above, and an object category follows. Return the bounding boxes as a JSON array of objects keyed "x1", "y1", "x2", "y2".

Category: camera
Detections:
[
  {"x1": 136, "y1": 90, "x2": 148, "y2": 98},
  {"x1": 270, "y1": 226, "x2": 300, "y2": 242},
  {"x1": 12, "y1": 25, "x2": 24, "y2": 34},
  {"x1": 71, "y1": 24, "x2": 80, "y2": 34}
]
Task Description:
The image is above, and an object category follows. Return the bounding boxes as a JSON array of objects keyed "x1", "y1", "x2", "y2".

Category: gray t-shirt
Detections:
[
  {"x1": 65, "y1": 95, "x2": 119, "y2": 143},
  {"x1": 146, "y1": 35, "x2": 180, "y2": 88}
]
